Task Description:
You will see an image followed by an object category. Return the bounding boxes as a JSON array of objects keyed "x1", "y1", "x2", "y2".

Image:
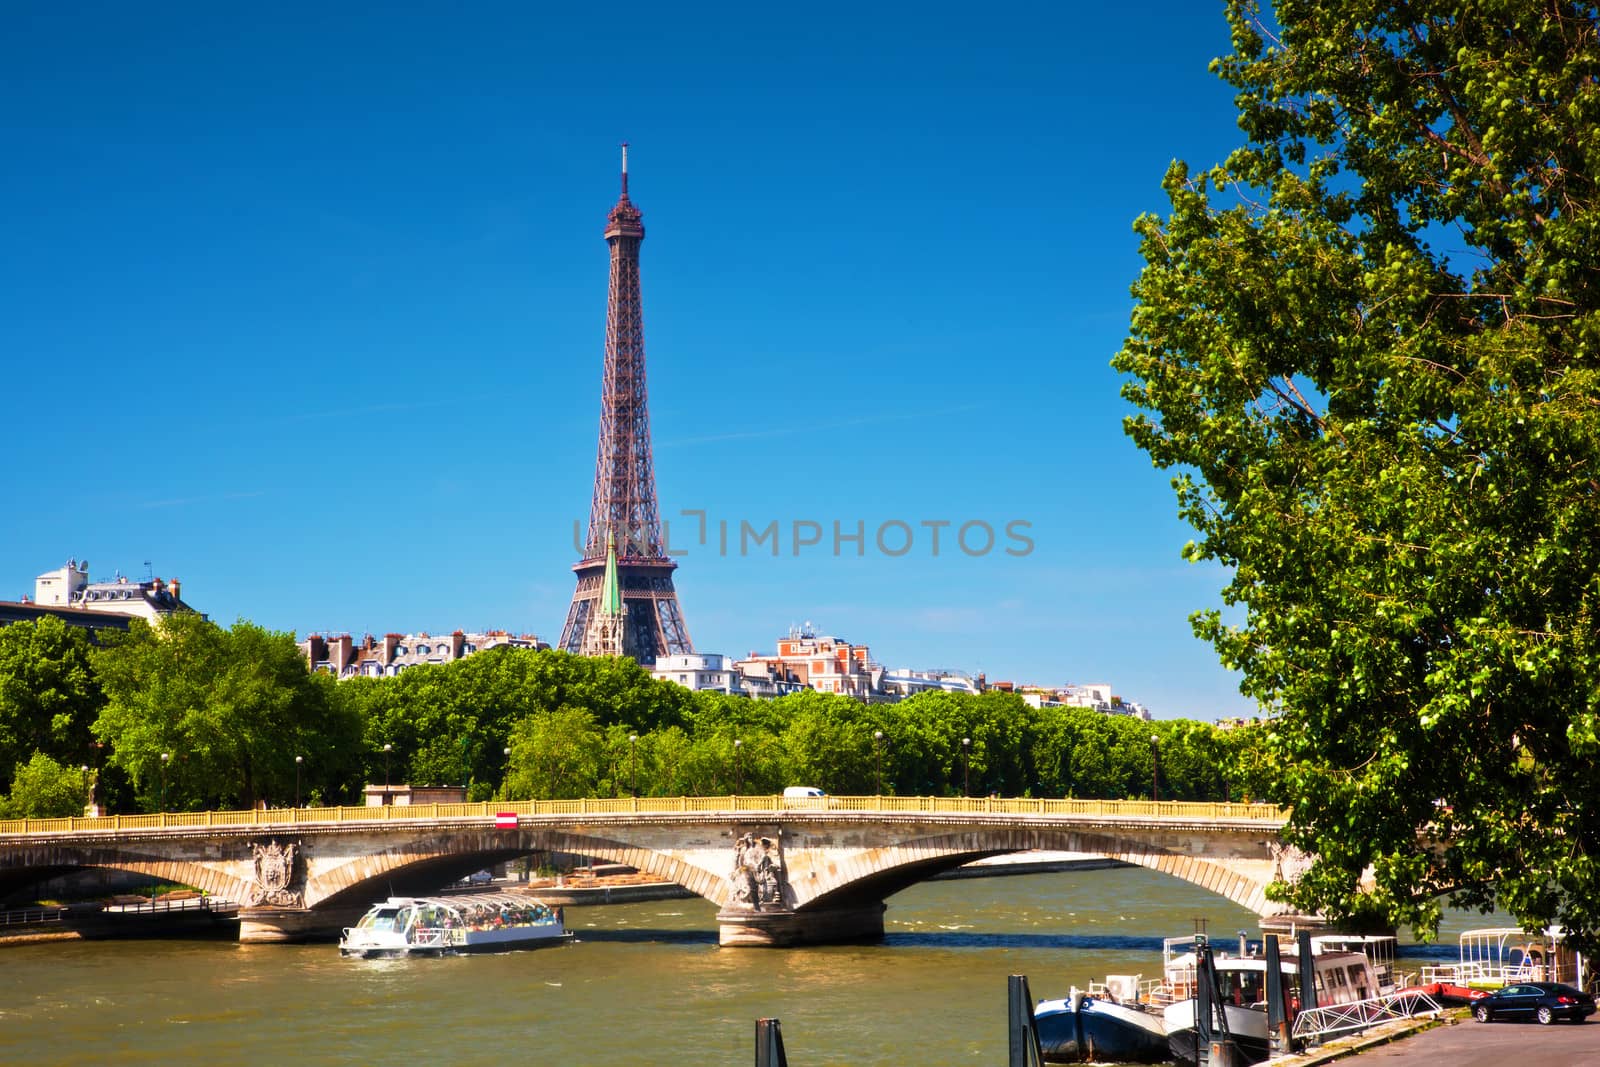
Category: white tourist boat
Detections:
[{"x1": 339, "y1": 893, "x2": 570, "y2": 958}]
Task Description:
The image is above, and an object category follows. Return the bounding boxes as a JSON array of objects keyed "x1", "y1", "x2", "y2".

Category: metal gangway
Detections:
[{"x1": 1290, "y1": 989, "x2": 1445, "y2": 1047}]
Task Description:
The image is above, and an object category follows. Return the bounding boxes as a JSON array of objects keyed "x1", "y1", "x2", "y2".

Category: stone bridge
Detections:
[{"x1": 0, "y1": 796, "x2": 1300, "y2": 946}]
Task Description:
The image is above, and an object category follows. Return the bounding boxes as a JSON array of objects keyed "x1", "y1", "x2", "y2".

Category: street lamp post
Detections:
[
  {"x1": 295, "y1": 755, "x2": 303, "y2": 808},
  {"x1": 873, "y1": 730, "x2": 884, "y2": 796},
  {"x1": 87, "y1": 741, "x2": 103, "y2": 816},
  {"x1": 733, "y1": 739, "x2": 743, "y2": 795},
  {"x1": 1150, "y1": 735, "x2": 1161, "y2": 803},
  {"x1": 629, "y1": 733, "x2": 639, "y2": 797},
  {"x1": 382, "y1": 743, "x2": 393, "y2": 804},
  {"x1": 961, "y1": 737, "x2": 971, "y2": 797},
  {"x1": 150, "y1": 751, "x2": 167, "y2": 899}
]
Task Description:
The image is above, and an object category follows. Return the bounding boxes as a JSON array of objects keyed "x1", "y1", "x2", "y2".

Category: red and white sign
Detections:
[{"x1": 495, "y1": 812, "x2": 518, "y2": 828}]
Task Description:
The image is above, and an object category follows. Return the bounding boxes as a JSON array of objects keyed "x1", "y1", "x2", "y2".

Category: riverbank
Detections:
[
  {"x1": 934, "y1": 850, "x2": 1131, "y2": 879},
  {"x1": 0, "y1": 928, "x2": 80, "y2": 946}
]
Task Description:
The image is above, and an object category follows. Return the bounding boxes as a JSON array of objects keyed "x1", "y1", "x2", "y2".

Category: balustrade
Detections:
[{"x1": 0, "y1": 796, "x2": 1284, "y2": 836}]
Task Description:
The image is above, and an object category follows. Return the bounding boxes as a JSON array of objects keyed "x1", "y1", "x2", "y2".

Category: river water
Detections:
[{"x1": 0, "y1": 866, "x2": 1472, "y2": 1066}]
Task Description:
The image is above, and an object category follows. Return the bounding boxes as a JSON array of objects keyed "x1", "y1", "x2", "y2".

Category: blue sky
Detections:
[{"x1": 3, "y1": 2, "x2": 1259, "y2": 719}]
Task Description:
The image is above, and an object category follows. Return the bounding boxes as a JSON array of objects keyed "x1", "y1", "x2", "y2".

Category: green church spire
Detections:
[{"x1": 601, "y1": 531, "x2": 622, "y2": 617}]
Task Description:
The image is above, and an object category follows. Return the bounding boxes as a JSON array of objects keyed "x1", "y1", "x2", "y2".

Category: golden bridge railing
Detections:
[{"x1": 0, "y1": 796, "x2": 1285, "y2": 837}]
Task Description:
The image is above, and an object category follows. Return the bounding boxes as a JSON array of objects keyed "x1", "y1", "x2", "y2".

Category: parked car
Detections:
[{"x1": 1472, "y1": 982, "x2": 1596, "y2": 1025}]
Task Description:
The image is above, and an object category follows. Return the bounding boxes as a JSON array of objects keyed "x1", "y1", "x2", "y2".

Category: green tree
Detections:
[
  {"x1": 505, "y1": 706, "x2": 604, "y2": 799},
  {"x1": 347, "y1": 648, "x2": 698, "y2": 795},
  {"x1": 92, "y1": 615, "x2": 361, "y2": 810},
  {"x1": 0, "y1": 617, "x2": 103, "y2": 794},
  {"x1": 1115, "y1": 0, "x2": 1600, "y2": 946},
  {"x1": 1, "y1": 752, "x2": 90, "y2": 819}
]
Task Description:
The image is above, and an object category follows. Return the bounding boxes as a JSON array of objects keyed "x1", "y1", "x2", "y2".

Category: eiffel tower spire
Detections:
[{"x1": 558, "y1": 146, "x2": 693, "y2": 665}]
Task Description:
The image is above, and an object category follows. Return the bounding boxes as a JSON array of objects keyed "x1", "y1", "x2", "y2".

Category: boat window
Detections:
[
  {"x1": 359, "y1": 907, "x2": 401, "y2": 931},
  {"x1": 1214, "y1": 970, "x2": 1265, "y2": 1006}
]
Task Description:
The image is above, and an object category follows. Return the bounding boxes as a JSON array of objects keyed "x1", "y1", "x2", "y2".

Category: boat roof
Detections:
[
  {"x1": 371, "y1": 893, "x2": 551, "y2": 911},
  {"x1": 1214, "y1": 951, "x2": 1372, "y2": 974},
  {"x1": 1459, "y1": 926, "x2": 1567, "y2": 942}
]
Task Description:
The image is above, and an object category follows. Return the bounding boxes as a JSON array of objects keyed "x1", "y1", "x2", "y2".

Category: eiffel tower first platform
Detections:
[{"x1": 557, "y1": 146, "x2": 694, "y2": 665}]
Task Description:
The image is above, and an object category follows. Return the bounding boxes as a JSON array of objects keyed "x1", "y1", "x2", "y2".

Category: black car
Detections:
[{"x1": 1472, "y1": 982, "x2": 1597, "y2": 1025}]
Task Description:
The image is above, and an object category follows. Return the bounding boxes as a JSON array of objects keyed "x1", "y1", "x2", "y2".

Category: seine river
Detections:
[{"x1": 0, "y1": 865, "x2": 1470, "y2": 1066}]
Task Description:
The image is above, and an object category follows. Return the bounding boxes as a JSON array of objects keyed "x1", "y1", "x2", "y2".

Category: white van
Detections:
[{"x1": 782, "y1": 786, "x2": 827, "y2": 808}]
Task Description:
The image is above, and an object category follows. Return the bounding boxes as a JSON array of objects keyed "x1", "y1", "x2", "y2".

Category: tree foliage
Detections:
[
  {"x1": 92, "y1": 614, "x2": 362, "y2": 810},
  {"x1": 0, "y1": 617, "x2": 1256, "y2": 816},
  {"x1": 0, "y1": 617, "x2": 101, "y2": 795},
  {"x1": 0, "y1": 752, "x2": 90, "y2": 819},
  {"x1": 1115, "y1": 0, "x2": 1600, "y2": 946}
]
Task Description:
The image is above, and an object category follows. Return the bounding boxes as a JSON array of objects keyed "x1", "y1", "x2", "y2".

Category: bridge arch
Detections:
[
  {"x1": 307, "y1": 829, "x2": 732, "y2": 910},
  {"x1": 797, "y1": 826, "x2": 1276, "y2": 917},
  {"x1": 0, "y1": 842, "x2": 257, "y2": 906}
]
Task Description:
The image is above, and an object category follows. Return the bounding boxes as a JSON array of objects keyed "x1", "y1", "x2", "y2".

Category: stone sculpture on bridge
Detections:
[
  {"x1": 727, "y1": 832, "x2": 786, "y2": 911},
  {"x1": 245, "y1": 840, "x2": 304, "y2": 908}
]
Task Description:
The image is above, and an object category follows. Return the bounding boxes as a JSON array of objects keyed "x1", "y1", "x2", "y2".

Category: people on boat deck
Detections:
[{"x1": 455, "y1": 900, "x2": 558, "y2": 931}]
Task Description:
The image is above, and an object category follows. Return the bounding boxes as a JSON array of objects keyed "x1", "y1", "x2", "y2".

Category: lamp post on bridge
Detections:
[
  {"x1": 87, "y1": 740, "x2": 103, "y2": 816},
  {"x1": 379, "y1": 742, "x2": 395, "y2": 809},
  {"x1": 159, "y1": 751, "x2": 170, "y2": 813},
  {"x1": 733, "y1": 738, "x2": 742, "y2": 795},
  {"x1": 1150, "y1": 735, "x2": 1161, "y2": 803},
  {"x1": 295, "y1": 755, "x2": 303, "y2": 808},
  {"x1": 629, "y1": 733, "x2": 639, "y2": 797},
  {"x1": 873, "y1": 730, "x2": 884, "y2": 796},
  {"x1": 961, "y1": 737, "x2": 970, "y2": 798}
]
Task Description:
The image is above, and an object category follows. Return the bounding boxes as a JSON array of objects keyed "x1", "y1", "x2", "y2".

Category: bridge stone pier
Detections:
[{"x1": 0, "y1": 797, "x2": 1298, "y2": 947}]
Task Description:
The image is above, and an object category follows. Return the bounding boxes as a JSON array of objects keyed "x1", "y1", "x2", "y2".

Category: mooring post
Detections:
[
  {"x1": 1007, "y1": 974, "x2": 1045, "y2": 1067},
  {"x1": 1194, "y1": 937, "x2": 1214, "y2": 1065},
  {"x1": 1264, "y1": 933, "x2": 1287, "y2": 1056},
  {"x1": 755, "y1": 1017, "x2": 788, "y2": 1067},
  {"x1": 1195, "y1": 937, "x2": 1242, "y2": 1067},
  {"x1": 1296, "y1": 930, "x2": 1318, "y2": 1011}
]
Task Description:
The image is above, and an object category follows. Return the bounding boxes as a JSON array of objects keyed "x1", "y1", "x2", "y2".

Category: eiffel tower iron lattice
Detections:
[{"x1": 558, "y1": 146, "x2": 694, "y2": 665}]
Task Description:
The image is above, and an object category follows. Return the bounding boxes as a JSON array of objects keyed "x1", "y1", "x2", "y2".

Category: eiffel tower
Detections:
[{"x1": 557, "y1": 146, "x2": 694, "y2": 665}]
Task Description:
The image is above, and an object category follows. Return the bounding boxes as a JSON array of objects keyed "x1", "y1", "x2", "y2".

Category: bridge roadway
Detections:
[{"x1": 0, "y1": 795, "x2": 1299, "y2": 947}]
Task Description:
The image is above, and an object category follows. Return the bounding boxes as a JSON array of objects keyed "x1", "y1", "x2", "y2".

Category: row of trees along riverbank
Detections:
[{"x1": 0, "y1": 613, "x2": 1263, "y2": 817}]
